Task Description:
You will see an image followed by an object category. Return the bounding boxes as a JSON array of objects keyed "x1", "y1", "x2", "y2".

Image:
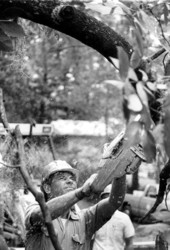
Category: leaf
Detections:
[
  {"x1": 159, "y1": 37, "x2": 170, "y2": 52},
  {"x1": 109, "y1": 57, "x2": 119, "y2": 69},
  {"x1": 109, "y1": 57, "x2": 138, "y2": 82},
  {"x1": 104, "y1": 80, "x2": 125, "y2": 89},
  {"x1": 117, "y1": 46, "x2": 130, "y2": 81},
  {"x1": 127, "y1": 94, "x2": 143, "y2": 112},
  {"x1": 117, "y1": 2, "x2": 132, "y2": 16},
  {"x1": 163, "y1": 92, "x2": 170, "y2": 158},
  {"x1": 139, "y1": 10, "x2": 159, "y2": 36},
  {"x1": 151, "y1": 3, "x2": 165, "y2": 18},
  {"x1": 164, "y1": 59, "x2": 170, "y2": 76},
  {"x1": 0, "y1": 28, "x2": 10, "y2": 42},
  {"x1": 146, "y1": 81, "x2": 157, "y2": 92},
  {"x1": 128, "y1": 68, "x2": 138, "y2": 82},
  {"x1": 140, "y1": 104, "x2": 155, "y2": 130},
  {"x1": 0, "y1": 21, "x2": 25, "y2": 38},
  {"x1": 157, "y1": 83, "x2": 167, "y2": 90},
  {"x1": 0, "y1": 40, "x2": 13, "y2": 52},
  {"x1": 134, "y1": 28, "x2": 143, "y2": 56},
  {"x1": 130, "y1": 49, "x2": 142, "y2": 69},
  {"x1": 152, "y1": 123, "x2": 164, "y2": 146},
  {"x1": 136, "y1": 81, "x2": 148, "y2": 107},
  {"x1": 0, "y1": 28, "x2": 13, "y2": 51},
  {"x1": 134, "y1": 20, "x2": 144, "y2": 36},
  {"x1": 124, "y1": 121, "x2": 142, "y2": 147},
  {"x1": 138, "y1": 69, "x2": 148, "y2": 82},
  {"x1": 106, "y1": 1, "x2": 132, "y2": 16},
  {"x1": 122, "y1": 95, "x2": 130, "y2": 122},
  {"x1": 141, "y1": 128, "x2": 156, "y2": 163},
  {"x1": 163, "y1": 3, "x2": 169, "y2": 25},
  {"x1": 85, "y1": 3, "x2": 111, "y2": 15},
  {"x1": 143, "y1": 85, "x2": 155, "y2": 98}
]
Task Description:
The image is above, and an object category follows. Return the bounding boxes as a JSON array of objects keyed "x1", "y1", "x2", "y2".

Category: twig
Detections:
[
  {"x1": 14, "y1": 125, "x2": 62, "y2": 250},
  {"x1": 0, "y1": 161, "x2": 21, "y2": 168},
  {"x1": 0, "y1": 88, "x2": 11, "y2": 133},
  {"x1": 146, "y1": 48, "x2": 166, "y2": 63},
  {"x1": 48, "y1": 135, "x2": 56, "y2": 160}
]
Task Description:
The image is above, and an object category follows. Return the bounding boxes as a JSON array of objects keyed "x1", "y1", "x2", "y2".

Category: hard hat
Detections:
[
  {"x1": 101, "y1": 184, "x2": 111, "y2": 198},
  {"x1": 42, "y1": 160, "x2": 78, "y2": 183}
]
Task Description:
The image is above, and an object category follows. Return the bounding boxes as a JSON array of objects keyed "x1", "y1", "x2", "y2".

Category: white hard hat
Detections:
[{"x1": 42, "y1": 160, "x2": 78, "y2": 183}]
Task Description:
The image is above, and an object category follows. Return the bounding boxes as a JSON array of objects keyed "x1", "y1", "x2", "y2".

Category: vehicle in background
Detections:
[{"x1": 125, "y1": 183, "x2": 170, "y2": 223}]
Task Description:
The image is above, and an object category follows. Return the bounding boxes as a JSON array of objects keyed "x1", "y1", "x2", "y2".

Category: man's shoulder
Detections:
[
  {"x1": 25, "y1": 202, "x2": 40, "y2": 228},
  {"x1": 112, "y1": 210, "x2": 133, "y2": 225},
  {"x1": 114, "y1": 210, "x2": 129, "y2": 219},
  {"x1": 26, "y1": 201, "x2": 39, "y2": 213},
  {"x1": 113, "y1": 210, "x2": 128, "y2": 218}
]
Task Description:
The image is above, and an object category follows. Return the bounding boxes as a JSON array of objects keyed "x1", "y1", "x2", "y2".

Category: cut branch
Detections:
[{"x1": 0, "y1": 0, "x2": 133, "y2": 60}]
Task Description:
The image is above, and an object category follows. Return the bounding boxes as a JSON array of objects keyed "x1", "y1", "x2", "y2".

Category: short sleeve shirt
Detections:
[
  {"x1": 25, "y1": 202, "x2": 102, "y2": 250},
  {"x1": 92, "y1": 210, "x2": 135, "y2": 250}
]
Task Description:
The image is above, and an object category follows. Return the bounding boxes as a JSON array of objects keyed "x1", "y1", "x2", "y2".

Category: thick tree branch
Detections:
[{"x1": 0, "y1": 0, "x2": 133, "y2": 60}]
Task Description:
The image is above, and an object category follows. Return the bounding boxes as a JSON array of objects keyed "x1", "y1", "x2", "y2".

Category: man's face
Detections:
[{"x1": 49, "y1": 171, "x2": 77, "y2": 198}]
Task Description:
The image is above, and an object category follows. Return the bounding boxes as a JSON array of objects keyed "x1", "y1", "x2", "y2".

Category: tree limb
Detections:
[
  {"x1": 0, "y1": 0, "x2": 133, "y2": 60},
  {"x1": 14, "y1": 125, "x2": 62, "y2": 250}
]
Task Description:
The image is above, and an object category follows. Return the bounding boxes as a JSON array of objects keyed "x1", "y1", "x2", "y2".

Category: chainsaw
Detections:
[{"x1": 91, "y1": 130, "x2": 146, "y2": 193}]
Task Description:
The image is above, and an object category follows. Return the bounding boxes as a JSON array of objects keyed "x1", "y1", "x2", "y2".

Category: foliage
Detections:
[
  {"x1": 0, "y1": 0, "x2": 170, "y2": 201},
  {"x1": 0, "y1": 19, "x2": 123, "y2": 123},
  {"x1": 85, "y1": 0, "x2": 170, "y2": 166}
]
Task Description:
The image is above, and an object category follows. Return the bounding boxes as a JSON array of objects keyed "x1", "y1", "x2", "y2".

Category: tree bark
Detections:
[{"x1": 0, "y1": 0, "x2": 133, "y2": 60}]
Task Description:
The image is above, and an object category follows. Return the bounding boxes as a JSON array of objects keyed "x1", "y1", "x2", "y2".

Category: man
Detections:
[
  {"x1": 25, "y1": 160, "x2": 126, "y2": 250},
  {"x1": 92, "y1": 184, "x2": 135, "y2": 250},
  {"x1": 121, "y1": 201, "x2": 132, "y2": 217}
]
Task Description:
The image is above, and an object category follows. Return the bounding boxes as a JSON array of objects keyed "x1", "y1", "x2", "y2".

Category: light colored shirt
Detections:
[
  {"x1": 25, "y1": 202, "x2": 108, "y2": 250},
  {"x1": 92, "y1": 210, "x2": 135, "y2": 250}
]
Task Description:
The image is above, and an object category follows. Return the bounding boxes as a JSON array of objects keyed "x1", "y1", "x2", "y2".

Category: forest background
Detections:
[{"x1": 0, "y1": 0, "x2": 169, "y2": 192}]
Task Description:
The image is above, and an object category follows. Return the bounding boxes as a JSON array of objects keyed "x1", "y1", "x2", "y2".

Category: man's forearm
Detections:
[
  {"x1": 125, "y1": 237, "x2": 134, "y2": 250},
  {"x1": 109, "y1": 174, "x2": 126, "y2": 208},
  {"x1": 31, "y1": 187, "x2": 84, "y2": 222},
  {"x1": 98, "y1": 175, "x2": 126, "y2": 216},
  {"x1": 49, "y1": 187, "x2": 84, "y2": 218},
  {"x1": 92, "y1": 174, "x2": 126, "y2": 233}
]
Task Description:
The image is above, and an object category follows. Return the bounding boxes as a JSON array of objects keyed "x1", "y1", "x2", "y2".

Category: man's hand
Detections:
[
  {"x1": 81, "y1": 174, "x2": 97, "y2": 196},
  {"x1": 75, "y1": 174, "x2": 97, "y2": 199}
]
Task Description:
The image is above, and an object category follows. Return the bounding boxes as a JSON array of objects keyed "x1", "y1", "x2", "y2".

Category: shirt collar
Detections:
[{"x1": 69, "y1": 207, "x2": 80, "y2": 220}]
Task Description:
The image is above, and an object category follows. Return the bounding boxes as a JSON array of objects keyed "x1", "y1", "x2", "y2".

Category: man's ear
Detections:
[{"x1": 43, "y1": 183, "x2": 51, "y2": 194}]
